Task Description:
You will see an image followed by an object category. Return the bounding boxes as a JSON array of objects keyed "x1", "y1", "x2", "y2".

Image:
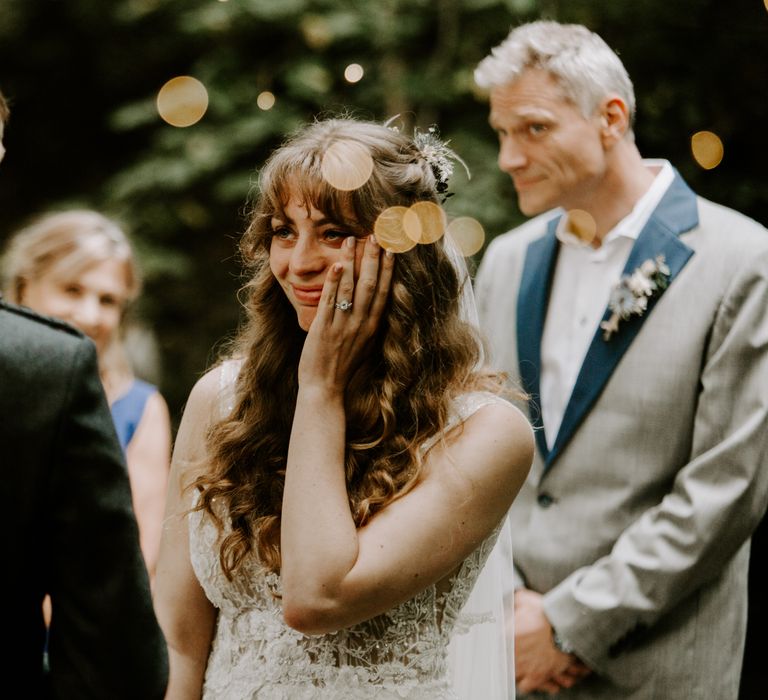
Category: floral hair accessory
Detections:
[
  {"x1": 600, "y1": 255, "x2": 671, "y2": 341},
  {"x1": 412, "y1": 125, "x2": 471, "y2": 202}
]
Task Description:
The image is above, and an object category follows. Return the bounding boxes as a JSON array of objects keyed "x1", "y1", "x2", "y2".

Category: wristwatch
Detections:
[{"x1": 552, "y1": 628, "x2": 575, "y2": 655}]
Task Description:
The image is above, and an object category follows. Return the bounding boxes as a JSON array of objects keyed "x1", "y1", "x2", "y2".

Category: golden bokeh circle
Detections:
[
  {"x1": 691, "y1": 130, "x2": 724, "y2": 170},
  {"x1": 344, "y1": 63, "x2": 364, "y2": 83},
  {"x1": 320, "y1": 139, "x2": 374, "y2": 191},
  {"x1": 565, "y1": 209, "x2": 597, "y2": 245},
  {"x1": 257, "y1": 91, "x2": 276, "y2": 111},
  {"x1": 403, "y1": 201, "x2": 447, "y2": 244},
  {"x1": 157, "y1": 76, "x2": 209, "y2": 128},
  {"x1": 374, "y1": 207, "x2": 418, "y2": 253},
  {"x1": 446, "y1": 217, "x2": 486, "y2": 257}
]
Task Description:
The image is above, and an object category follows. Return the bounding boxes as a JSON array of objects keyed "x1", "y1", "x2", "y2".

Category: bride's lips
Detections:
[{"x1": 291, "y1": 285, "x2": 324, "y2": 304}]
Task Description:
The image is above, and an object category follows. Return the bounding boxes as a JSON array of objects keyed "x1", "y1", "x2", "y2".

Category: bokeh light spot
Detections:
[
  {"x1": 447, "y1": 217, "x2": 486, "y2": 257},
  {"x1": 157, "y1": 76, "x2": 208, "y2": 128},
  {"x1": 403, "y1": 201, "x2": 447, "y2": 244},
  {"x1": 301, "y1": 15, "x2": 333, "y2": 50},
  {"x1": 565, "y1": 209, "x2": 597, "y2": 245},
  {"x1": 257, "y1": 91, "x2": 276, "y2": 111},
  {"x1": 691, "y1": 131, "x2": 724, "y2": 170},
  {"x1": 344, "y1": 64, "x2": 364, "y2": 83},
  {"x1": 374, "y1": 207, "x2": 418, "y2": 253},
  {"x1": 320, "y1": 140, "x2": 374, "y2": 191}
]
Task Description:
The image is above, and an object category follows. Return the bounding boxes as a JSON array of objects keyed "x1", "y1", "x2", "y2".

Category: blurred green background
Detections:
[{"x1": 1, "y1": 0, "x2": 766, "y2": 424}]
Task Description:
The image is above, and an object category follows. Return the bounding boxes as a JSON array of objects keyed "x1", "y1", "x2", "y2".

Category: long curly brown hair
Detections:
[{"x1": 192, "y1": 118, "x2": 502, "y2": 578}]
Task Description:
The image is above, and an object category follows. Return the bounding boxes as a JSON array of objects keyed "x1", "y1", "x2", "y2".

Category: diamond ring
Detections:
[{"x1": 334, "y1": 300, "x2": 353, "y2": 311}]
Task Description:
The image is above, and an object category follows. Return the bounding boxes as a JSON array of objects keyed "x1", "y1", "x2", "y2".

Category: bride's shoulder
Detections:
[
  {"x1": 421, "y1": 393, "x2": 532, "y2": 521},
  {"x1": 450, "y1": 392, "x2": 534, "y2": 475},
  {"x1": 458, "y1": 392, "x2": 532, "y2": 441},
  {"x1": 171, "y1": 360, "x2": 245, "y2": 480},
  {"x1": 453, "y1": 390, "x2": 527, "y2": 425},
  {"x1": 183, "y1": 358, "x2": 244, "y2": 424}
]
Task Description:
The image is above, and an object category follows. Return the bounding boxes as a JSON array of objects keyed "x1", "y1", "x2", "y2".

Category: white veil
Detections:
[{"x1": 444, "y1": 233, "x2": 515, "y2": 700}]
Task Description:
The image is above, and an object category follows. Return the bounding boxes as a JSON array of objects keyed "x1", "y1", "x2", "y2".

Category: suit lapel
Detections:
[
  {"x1": 517, "y1": 216, "x2": 560, "y2": 461},
  {"x1": 545, "y1": 171, "x2": 699, "y2": 469}
]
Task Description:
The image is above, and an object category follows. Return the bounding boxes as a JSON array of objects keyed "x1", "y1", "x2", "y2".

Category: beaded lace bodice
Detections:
[{"x1": 189, "y1": 367, "x2": 506, "y2": 699}]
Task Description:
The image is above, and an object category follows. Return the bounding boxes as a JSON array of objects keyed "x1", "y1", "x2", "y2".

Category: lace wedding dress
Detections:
[{"x1": 188, "y1": 371, "x2": 510, "y2": 699}]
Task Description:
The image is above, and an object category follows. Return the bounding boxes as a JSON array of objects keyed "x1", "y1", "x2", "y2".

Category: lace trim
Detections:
[{"x1": 217, "y1": 358, "x2": 242, "y2": 418}]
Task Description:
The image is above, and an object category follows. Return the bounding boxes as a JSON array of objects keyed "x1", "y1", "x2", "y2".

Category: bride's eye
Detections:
[
  {"x1": 323, "y1": 230, "x2": 348, "y2": 242},
  {"x1": 272, "y1": 227, "x2": 294, "y2": 241}
]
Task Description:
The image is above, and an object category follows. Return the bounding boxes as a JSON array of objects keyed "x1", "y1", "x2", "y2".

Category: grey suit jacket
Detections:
[
  {"x1": 475, "y1": 172, "x2": 768, "y2": 699},
  {"x1": 0, "y1": 300, "x2": 168, "y2": 699}
]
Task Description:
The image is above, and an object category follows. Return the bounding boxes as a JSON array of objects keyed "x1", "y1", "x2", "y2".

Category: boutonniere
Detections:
[{"x1": 600, "y1": 255, "x2": 671, "y2": 341}]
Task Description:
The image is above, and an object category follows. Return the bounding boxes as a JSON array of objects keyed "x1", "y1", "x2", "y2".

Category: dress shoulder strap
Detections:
[
  {"x1": 420, "y1": 391, "x2": 510, "y2": 455},
  {"x1": 217, "y1": 358, "x2": 244, "y2": 419}
]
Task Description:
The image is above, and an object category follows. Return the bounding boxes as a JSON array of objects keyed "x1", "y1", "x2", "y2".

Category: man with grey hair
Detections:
[{"x1": 473, "y1": 20, "x2": 768, "y2": 699}]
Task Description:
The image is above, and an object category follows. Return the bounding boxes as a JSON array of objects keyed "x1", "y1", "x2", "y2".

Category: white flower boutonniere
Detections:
[{"x1": 600, "y1": 255, "x2": 671, "y2": 341}]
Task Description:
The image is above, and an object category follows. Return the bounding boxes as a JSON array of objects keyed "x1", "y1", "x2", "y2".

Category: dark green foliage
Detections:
[{"x1": 1, "y1": 0, "x2": 765, "y2": 426}]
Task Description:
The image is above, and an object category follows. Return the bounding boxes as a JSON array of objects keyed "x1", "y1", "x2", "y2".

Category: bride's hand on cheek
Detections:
[{"x1": 298, "y1": 234, "x2": 394, "y2": 394}]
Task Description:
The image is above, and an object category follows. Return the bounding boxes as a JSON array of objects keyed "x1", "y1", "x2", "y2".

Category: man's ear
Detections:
[{"x1": 598, "y1": 96, "x2": 630, "y2": 146}]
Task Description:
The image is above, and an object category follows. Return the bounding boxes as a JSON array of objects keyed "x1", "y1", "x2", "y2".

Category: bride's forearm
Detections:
[{"x1": 280, "y1": 385, "x2": 359, "y2": 631}]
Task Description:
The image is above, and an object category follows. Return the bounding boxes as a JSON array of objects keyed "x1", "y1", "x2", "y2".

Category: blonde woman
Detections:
[
  {"x1": 155, "y1": 117, "x2": 533, "y2": 699},
  {"x1": 1, "y1": 210, "x2": 171, "y2": 584}
]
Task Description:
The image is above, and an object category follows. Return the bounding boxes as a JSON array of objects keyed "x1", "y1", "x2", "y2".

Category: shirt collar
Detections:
[{"x1": 556, "y1": 159, "x2": 675, "y2": 249}]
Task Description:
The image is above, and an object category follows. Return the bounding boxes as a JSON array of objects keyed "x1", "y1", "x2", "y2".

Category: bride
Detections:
[{"x1": 154, "y1": 117, "x2": 532, "y2": 699}]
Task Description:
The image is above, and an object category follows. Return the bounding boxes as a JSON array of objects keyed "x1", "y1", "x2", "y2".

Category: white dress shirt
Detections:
[{"x1": 540, "y1": 160, "x2": 674, "y2": 449}]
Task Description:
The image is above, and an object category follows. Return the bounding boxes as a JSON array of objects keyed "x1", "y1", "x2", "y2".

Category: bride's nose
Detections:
[{"x1": 289, "y1": 236, "x2": 326, "y2": 276}]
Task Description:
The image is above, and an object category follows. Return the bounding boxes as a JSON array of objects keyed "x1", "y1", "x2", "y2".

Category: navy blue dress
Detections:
[{"x1": 111, "y1": 379, "x2": 157, "y2": 452}]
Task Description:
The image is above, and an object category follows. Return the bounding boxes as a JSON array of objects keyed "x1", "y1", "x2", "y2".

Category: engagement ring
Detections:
[{"x1": 334, "y1": 300, "x2": 353, "y2": 311}]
